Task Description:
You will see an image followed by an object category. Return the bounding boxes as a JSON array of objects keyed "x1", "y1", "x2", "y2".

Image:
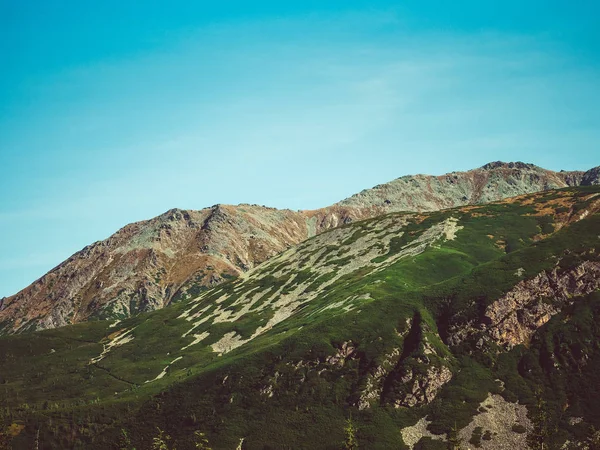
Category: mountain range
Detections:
[
  {"x1": 1, "y1": 162, "x2": 598, "y2": 335},
  {"x1": 1, "y1": 161, "x2": 600, "y2": 449}
]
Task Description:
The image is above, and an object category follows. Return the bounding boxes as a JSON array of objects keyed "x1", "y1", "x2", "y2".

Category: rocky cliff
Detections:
[
  {"x1": 336, "y1": 161, "x2": 592, "y2": 211},
  {"x1": 1, "y1": 162, "x2": 598, "y2": 333}
]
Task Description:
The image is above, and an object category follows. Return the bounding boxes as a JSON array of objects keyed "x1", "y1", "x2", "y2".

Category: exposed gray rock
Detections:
[
  {"x1": 581, "y1": 166, "x2": 600, "y2": 185},
  {"x1": 394, "y1": 365, "x2": 453, "y2": 407},
  {"x1": 448, "y1": 260, "x2": 600, "y2": 349},
  {"x1": 485, "y1": 261, "x2": 600, "y2": 348}
]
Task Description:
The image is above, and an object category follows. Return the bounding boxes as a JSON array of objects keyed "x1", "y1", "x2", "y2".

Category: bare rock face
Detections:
[
  {"x1": 358, "y1": 315, "x2": 456, "y2": 409},
  {"x1": 0, "y1": 162, "x2": 597, "y2": 334},
  {"x1": 336, "y1": 162, "x2": 590, "y2": 212},
  {"x1": 357, "y1": 346, "x2": 402, "y2": 410},
  {"x1": 0, "y1": 206, "x2": 313, "y2": 333},
  {"x1": 485, "y1": 261, "x2": 600, "y2": 348},
  {"x1": 325, "y1": 341, "x2": 356, "y2": 367},
  {"x1": 393, "y1": 365, "x2": 453, "y2": 408},
  {"x1": 447, "y1": 259, "x2": 600, "y2": 350},
  {"x1": 581, "y1": 166, "x2": 600, "y2": 185}
]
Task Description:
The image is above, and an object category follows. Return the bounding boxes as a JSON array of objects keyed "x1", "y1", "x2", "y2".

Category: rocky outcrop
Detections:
[
  {"x1": 1, "y1": 162, "x2": 598, "y2": 334},
  {"x1": 581, "y1": 166, "x2": 600, "y2": 185},
  {"x1": 336, "y1": 162, "x2": 592, "y2": 212},
  {"x1": 366, "y1": 315, "x2": 455, "y2": 409},
  {"x1": 325, "y1": 341, "x2": 356, "y2": 367},
  {"x1": 448, "y1": 260, "x2": 600, "y2": 350},
  {"x1": 392, "y1": 365, "x2": 453, "y2": 407},
  {"x1": 357, "y1": 347, "x2": 402, "y2": 410},
  {"x1": 485, "y1": 261, "x2": 600, "y2": 348},
  {"x1": 0, "y1": 205, "x2": 315, "y2": 333}
]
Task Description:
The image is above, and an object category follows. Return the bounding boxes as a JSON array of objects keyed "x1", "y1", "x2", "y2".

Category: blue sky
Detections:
[{"x1": 1, "y1": 1, "x2": 599, "y2": 297}]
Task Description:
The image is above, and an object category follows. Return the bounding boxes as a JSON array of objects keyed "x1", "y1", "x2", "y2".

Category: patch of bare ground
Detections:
[
  {"x1": 401, "y1": 417, "x2": 446, "y2": 449},
  {"x1": 458, "y1": 394, "x2": 532, "y2": 449},
  {"x1": 400, "y1": 394, "x2": 531, "y2": 449}
]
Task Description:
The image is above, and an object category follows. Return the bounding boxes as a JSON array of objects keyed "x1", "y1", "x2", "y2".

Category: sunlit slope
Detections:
[
  {"x1": 3, "y1": 162, "x2": 598, "y2": 334},
  {"x1": 1, "y1": 186, "x2": 599, "y2": 449}
]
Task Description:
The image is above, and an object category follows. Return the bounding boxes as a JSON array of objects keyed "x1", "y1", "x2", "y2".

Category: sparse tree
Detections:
[
  {"x1": 527, "y1": 389, "x2": 550, "y2": 450},
  {"x1": 152, "y1": 427, "x2": 176, "y2": 450},
  {"x1": 34, "y1": 427, "x2": 40, "y2": 450},
  {"x1": 342, "y1": 415, "x2": 358, "y2": 450},
  {"x1": 194, "y1": 430, "x2": 211, "y2": 449},
  {"x1": 448, "y1": 421, "x2": 463, "y2": 450},
  {"x1": 119, "y1": 428, "x2": 136, "y2": 450}
]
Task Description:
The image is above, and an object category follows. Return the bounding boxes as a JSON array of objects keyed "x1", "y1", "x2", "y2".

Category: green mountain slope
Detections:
[{"x1": 1, "y1": 186, "x2": 600, "y2": 449}]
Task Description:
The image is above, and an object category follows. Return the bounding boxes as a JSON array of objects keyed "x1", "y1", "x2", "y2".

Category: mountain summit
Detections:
[{"x1": 0, "y1": 162, "x2": 598, "y2": 334}]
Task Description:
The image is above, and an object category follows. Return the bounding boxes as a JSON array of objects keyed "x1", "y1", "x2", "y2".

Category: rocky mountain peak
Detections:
[
  {"x1": 480, "y1": 161, "x2": 539, "y2": 170},
  {"x1": 582, "y1": 166, "x2": 600, "y2": 185}
]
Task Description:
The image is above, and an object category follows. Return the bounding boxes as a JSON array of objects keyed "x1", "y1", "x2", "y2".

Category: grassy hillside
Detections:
[{"x1": 1, "y1": 186, "x2": 600, "y2": 449}]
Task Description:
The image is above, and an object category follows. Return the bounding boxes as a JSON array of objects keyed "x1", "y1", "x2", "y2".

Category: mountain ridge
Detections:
[
  {"x1": 1, "y1": 184, "x2": 599, "y2": 448},
  {"x1": 1, "y1": 161, "x2": 598, "y2": 334}
]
